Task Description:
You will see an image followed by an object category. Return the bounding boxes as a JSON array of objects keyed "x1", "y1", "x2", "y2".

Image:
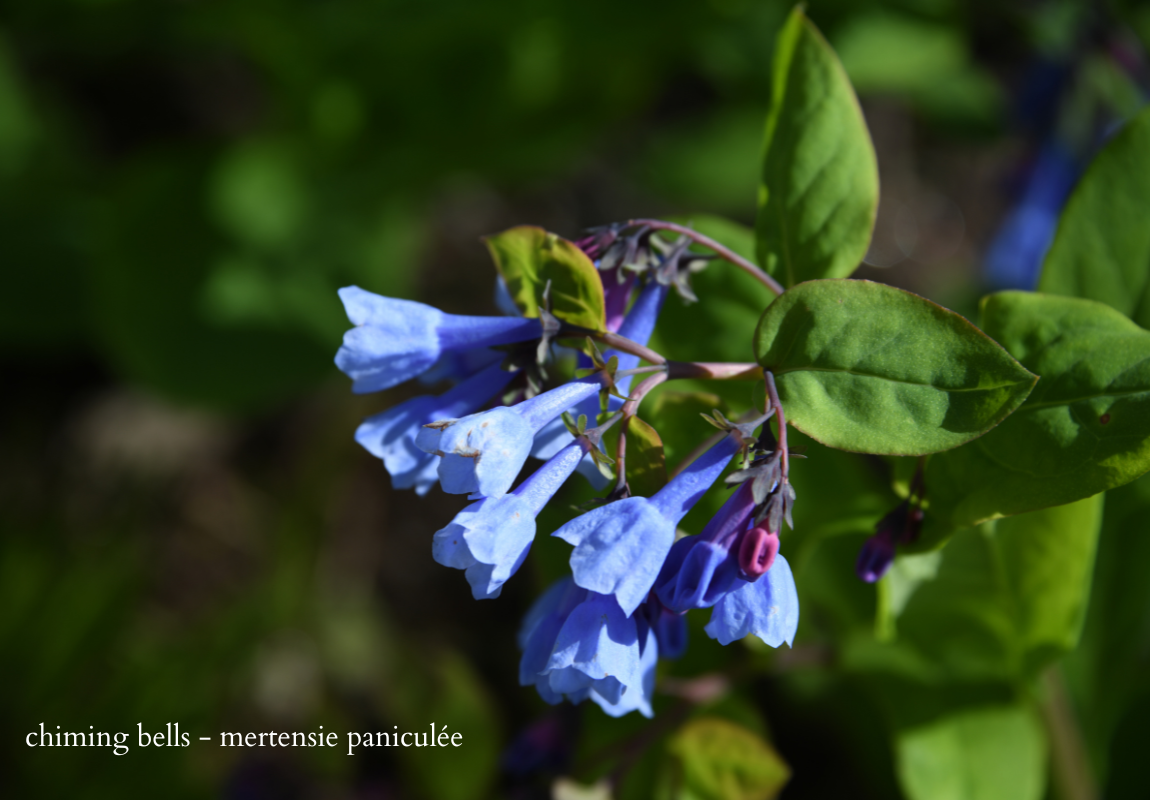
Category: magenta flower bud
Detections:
[{"x1": 737, "y1": 526, "x2": 780, "y2": 581}]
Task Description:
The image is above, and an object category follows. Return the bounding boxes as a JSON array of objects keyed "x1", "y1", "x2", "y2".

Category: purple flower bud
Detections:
[
  {"x1": 655, "y1": 482, "x2": 754, "y2": 611},
  {"x1": 602, "y1": 269, "x2": 635, "y2": 332},
  {"x1": 335, "y1": 286, "x2": 542, "y2": 393},
  {"x1": 854, "y1": 500, "x2": 923, "y2": 582},
  {"x1": 855, "y1": 532, "x2": 897, "y2": 583}
]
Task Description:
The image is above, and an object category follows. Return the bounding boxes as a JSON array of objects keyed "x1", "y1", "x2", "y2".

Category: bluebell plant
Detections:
[{"x1": 335, "y1": 219, "x2": 801, "y2": 717}]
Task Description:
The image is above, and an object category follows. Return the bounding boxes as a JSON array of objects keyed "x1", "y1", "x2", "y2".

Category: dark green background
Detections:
[{"x1": 2, "y1": 1, "x2": 1149, "y2": 797}]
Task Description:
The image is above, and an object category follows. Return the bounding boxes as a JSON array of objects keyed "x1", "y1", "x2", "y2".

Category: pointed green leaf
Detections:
[
  {"x1": 1038, "y1": 106, "x2": 1150, "y2": 328},
  {"x1": 928, "y1": 291, "x2": 1150, "y2": 526},
  {"x1": 896, "y1": 706, "x2": 1047, "y2": 800},
  {"x1": 753, "y1": 280, "x2": 1036, "y2": 455},
  {"x1": 755, "y1": 7, "x2": 879, "y2": 287},
  {"x1": 484, "y1": 225, "x2": 606, "y2": 331}
]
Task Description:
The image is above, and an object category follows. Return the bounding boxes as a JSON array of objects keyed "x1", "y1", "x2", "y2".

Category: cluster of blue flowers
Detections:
[{"x1": 336, "y1": 224, "x2": 800, "y2": 718}]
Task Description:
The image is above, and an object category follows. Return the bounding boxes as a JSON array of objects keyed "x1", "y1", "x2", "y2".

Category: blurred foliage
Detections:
[{"x1": 3, "y1": 0, "x2": 1150, "y2": 799}]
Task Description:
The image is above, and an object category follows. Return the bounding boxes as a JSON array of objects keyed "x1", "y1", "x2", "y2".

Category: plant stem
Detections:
[
  {"x1": 1041, "y1": 666, "x2": 1098, "y2": 800},
  {"x1": 667, "y1": 361, "x2": 763, "y2": 381},
  {"x1": 615, "y1": 371, "x2": 669, "y2": 492},
  {"x1": 765, "y1": 371, "x2": 789, "y2": 479},
  {"x1": 629, "y1": 218, "x2": 785, "y2": 297},
  {"x1": 562, "y1": 325, "x2": 667, "y2": 366}
]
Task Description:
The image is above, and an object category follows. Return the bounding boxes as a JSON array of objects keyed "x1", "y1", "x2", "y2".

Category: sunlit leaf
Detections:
[
  {"x1": 896, "y1": 705, "x2": 1047, "y2": 800},
  {"x1": 484, "y1": 225, "x2": 606, "y2": 331},
  {"x1": 754, "y1": 280, "x2": 1036, "y2": 455},
  {"x1": 659, "y1": 716, "x2": 790, "y2": 800},
  {"x1": 755, "y1": 7, "x2": 879, "y2": 286}
]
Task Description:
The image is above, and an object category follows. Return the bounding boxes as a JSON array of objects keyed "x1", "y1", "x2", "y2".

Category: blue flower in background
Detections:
[
  {"x1": 984, "y1": 141, "x2": 1079, "y2": 290},
  {"x1": 335, "y1": 286, "x2": 542, "y2": 393},
  {"x1": 554, "y1": 433, "x2": 741, "y2": 616},
  {"x1": 419, "y1": 377, "x2": 602, "y2": 498},
  {"x1": 355, "y1": 362, "x2": 516, "y2": 495},
  {"x1": 432, "y1": 437, "x2": 591, "y2": 598}
]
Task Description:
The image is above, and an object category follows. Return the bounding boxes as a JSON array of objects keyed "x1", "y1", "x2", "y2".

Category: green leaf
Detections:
[
  {"x1": 753, "y1": 280, "x2": 1037, "y2": 455},
  {"x1": 659, "y1": 717, "x2": 790, "y2": 800},
  {"x1": 891, "y1": 494, "x2": 1103, "y2": 681},
  {"x1": 755, "y1": 7, "x2": 879, "y2": 287},
  {"x1": 1038, "y1": 106, "x2": 1150, "y2": 328},
  {"x1": 896, "y1": 705, "x2": 1047, "y2": 800},
  {"x1": 928, "y1": 291, "x2": 1150, "y2": 526},
  {"x1": 601, "y1": 416, "x2": 667, "y2": 498},
  {"x1": 483, "y1": 225, "x2": 606, "y2": 331}
]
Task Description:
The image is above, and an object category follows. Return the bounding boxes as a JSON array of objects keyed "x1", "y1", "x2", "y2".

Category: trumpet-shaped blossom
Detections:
[
  {"x1": 518, "y1": 579, "x2": 655, "y2": 718},
  {"x1": 704, "y1": 554, "x2": 799, "y2": 647},
  {"x1": 432, "y1": 437, "x2": 591, "y2": 598},
  {"x1": 335, "y1": 286, "x2": 542, "y2": 393},
  {"x1": 653, "y1": 480, "x2": 798, "y2": 649},
  {"x1": 419, "y1": 377, "x2": 602, "y2": 498},
  {"x1": 356, "y1": 363, "x2": 516, "y2": 495},
  {"x1": 418, "y1": 347, "x2": 503, "y2": 386},
  {"x1": 554, "y1": 433, "x2": 741, "y2": 616}
]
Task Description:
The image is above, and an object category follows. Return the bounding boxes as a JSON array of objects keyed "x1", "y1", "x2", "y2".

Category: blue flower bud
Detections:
[
  {"x1": 421, "y1": 378, "x2": 602, "y2": 498},
  {"x1": 555, "y1": 434, "x2": 740, "y2": 616},
  {"x1": 432, "y1": 439, "x2": 589, "y2": 598},
  {"x1": 355, "y1": 363, "x2": 515, "y2": 495},
  {"x1": 335, "y1": 286, "x2": 542, "y2": 393},
  {"x1": 655, "y1": 482, "x2": 755, "y2": 612},
  {"x1": 704, "y1": 553, "x2": 799, "y2": 647}
]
